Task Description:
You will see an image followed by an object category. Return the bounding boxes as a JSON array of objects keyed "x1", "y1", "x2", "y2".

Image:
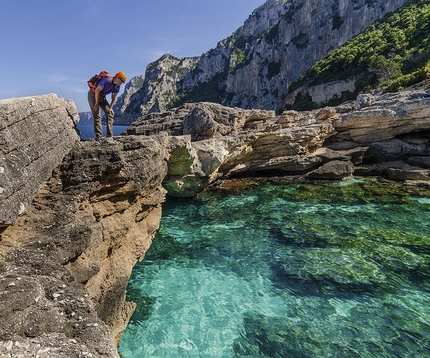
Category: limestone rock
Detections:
[
  {"x1": 364, "y1": 139, "x2": 430, "y2": 163},
  {"x1": 125, "y1": 102, "x2": 276, "y2": 139},
  {"x1": 2, "y1": 86, "x2": 430, "y2": 356},
  {"x1": 0, "y1": 94, "x2": 80, "y2": 226},
  {"x1": 118, "y1": 0, "x2": 407, "y2": 119},
  {"x1": 307, "y1": 160, "x2": 355, "y2": 179},
  {"x1": 355, "y1": 93, "x2": 375, "y2": 110},
  {"x1": 0, "y1": 135, "x2": 168, "y2": 357},
  {"x1": 114, "y1": 55, "x2": 199, "y2": 125},
  {"x1": 386, "y1": 165, "x2": 430, "y2": 181},
  {"x1": 332, "y1": 91, "x2": 430, "y2": 143},
  {"x1": 125, "y1": 89, "x2": 430, "y2": 196}
]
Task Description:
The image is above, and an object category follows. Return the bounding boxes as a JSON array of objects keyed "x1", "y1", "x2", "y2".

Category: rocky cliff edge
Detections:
[
  {"x1": 0, "y1": 94, "x2": 168, "y2": 357},
  {"x1": 1, "y1": 89, "x2": 430, "y2": 357},
  {"x1": 126, "y1": 89, "x2": 430, "y2": 197}
]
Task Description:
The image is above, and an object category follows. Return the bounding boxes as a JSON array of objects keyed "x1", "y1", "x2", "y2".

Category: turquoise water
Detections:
[{"x1": 119, "y1": 179, "x2": 430, "y2": 357}]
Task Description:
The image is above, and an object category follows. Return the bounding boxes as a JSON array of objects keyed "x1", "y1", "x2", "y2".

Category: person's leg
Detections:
[
  {"x1": 106, "y1": 113, "x2": 114, "y2": 137},
  {"x1": 99, "y1": 100, "x2": 113, "y2": 137},
  {"x1": 88, "y1": 90, "x2": 102, "y2": 139}
]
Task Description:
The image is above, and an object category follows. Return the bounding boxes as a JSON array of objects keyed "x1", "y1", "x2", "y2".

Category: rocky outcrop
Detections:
[
  {"x1": 125, "y1": 89, "x2": 430, "y2": 195},
  {"x1": 113, "y1": 55, "x2": 199, "y2": 125},
  {"x1": 0, "y1": 94, "x2": 81, "y2": 227},
  {"x1": 2, "y1": 88, "x2": 430, "y2": 356},
  {"x1": 0, "y1": 137, "x2": 168, "y2": 357},
  {"x1": 284, "y1": 78, "x2": 358, "y2": 107},
  {"x1": 1, "y1": 95, "x2": 168, "y2": 357},
  {"x1": 118, "y1": 0, "x2": 407, "y2": 119}
]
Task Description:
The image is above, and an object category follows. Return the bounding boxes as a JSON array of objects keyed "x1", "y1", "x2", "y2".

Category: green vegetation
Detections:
[
  {"x1": 230, "y1": 47, "x2": 246, "y2": 71},
  {"x1": 166, "y1": 65, "x2": 190, "y2": 78},
  {"x1": 229, "y1": 36, "x2": 254, "y2": 73},
  {"x1": 168, "y1": 69, "x2": 228, "y2": 109},
  {"x1": 162, "y1": 89, "x2": 180, "y2": 109},
  {"x1": 287, "y1": 0, "x2": 430, "y2": 110},
  {"x1": 170, "y1": 35, "x2": 253, "y2": 108}
]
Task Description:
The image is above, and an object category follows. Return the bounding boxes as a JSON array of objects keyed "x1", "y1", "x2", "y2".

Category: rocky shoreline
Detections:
[
  {"x1": 124, "y1": 89, "x2": 430, "y2": 194},
  {"x1": 1, "y1": 89, "x2": 430, "y2": 356}
]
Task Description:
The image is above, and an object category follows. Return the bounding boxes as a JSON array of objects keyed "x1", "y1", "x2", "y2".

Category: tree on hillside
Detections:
[
  {"x1": 284, "y1": 0, "x2": 430, "y2": 110},
  {"x1": 369, "y1": 53, "x2": 402, "y2": 85}
]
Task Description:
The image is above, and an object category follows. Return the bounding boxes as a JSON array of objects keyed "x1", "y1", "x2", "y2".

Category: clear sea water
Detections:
[
  {"x1": 75, "y1": 123, "x2": 129, "y2": 140},
  {"x1": 118, "y1": 179, "x2": 430, "y2": 358}
]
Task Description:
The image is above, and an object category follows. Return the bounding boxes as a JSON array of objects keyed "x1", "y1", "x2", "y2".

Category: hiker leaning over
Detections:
[{"x1": 88, "y1": 71, "x2": 127, "y2": 139}]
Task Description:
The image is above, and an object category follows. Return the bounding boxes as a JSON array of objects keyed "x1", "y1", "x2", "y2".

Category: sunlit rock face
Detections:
[
  {"x1": 116, "y1": 0, "x2": 407, "y2": 120},
  {"x1": 2, "y1": 85, "x2": 430, "y2": 356},
  {"x1": 124, "y1": 89, "x2": 430, "y2": 194},
  {"x1": 0, "y1": 95, "x2": 168, "y2": 357},
  {"x1": 0, "y1": 94, "x2": 80, "y2": 226},
  {"x1": 113, "y1": 55, "x2": 199, "y2": 125}
]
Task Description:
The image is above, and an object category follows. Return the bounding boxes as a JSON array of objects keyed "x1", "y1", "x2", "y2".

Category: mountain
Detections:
[
  {"x1": 113, "y1": 56, "x2": 198, "y2": 125},
  {"x1": 284, "y1": 0, "x2": 430, "y2": 111},
  {"x1": 78, "y1": 111, "x2": 92, "y2": 124},
  {"x1": 114, "y1": 0, "x2": 408, "y2": 124}
]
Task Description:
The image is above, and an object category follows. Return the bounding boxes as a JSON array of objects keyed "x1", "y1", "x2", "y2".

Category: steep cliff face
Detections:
[
  {"x1": 283, "y1": 0, "x2": 430, "y2": 111},
  {"x1": 0, "y1": 137, "x2": 168, "y2": 357},
  {"x1": 0, "y1": 95, "x2": 168, "y2": 357},
  {"x1": 118, "y1": 0, "x2": 407, "y2": 121},
  {"x1": 114, "y1": 55, "x2": 199, "y2": 125}
]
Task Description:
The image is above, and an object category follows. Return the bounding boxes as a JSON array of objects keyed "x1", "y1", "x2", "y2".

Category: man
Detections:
[{"x1": 88, "y1": 71, "x2": 127, "y2": 139}]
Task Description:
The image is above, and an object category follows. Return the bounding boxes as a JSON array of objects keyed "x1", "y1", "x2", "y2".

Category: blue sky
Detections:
[{"x1": 0, "y1": 0, "x2": 264, "y2": 112}]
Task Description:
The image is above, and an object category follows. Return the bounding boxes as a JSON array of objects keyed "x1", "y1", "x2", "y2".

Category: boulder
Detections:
[
  {"x1": 307, "y1": 160, "x2": 355, "y2": 179},
  {"x1": 0, "y1": 94, "x2": 80, "y2": 226}
]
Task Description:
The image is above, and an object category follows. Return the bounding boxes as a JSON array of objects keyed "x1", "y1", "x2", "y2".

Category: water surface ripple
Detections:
[{"x1": 119, "y1": 179, "x2": 430, "y2": 357}]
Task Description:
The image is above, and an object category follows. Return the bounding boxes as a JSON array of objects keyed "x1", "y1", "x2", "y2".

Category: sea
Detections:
[
  {"x1": 118, "y1": 178, "x2": 430, "y2": 358},
  {"x1": 75, "y1": 123, "x2": 129, "y2": 140}
]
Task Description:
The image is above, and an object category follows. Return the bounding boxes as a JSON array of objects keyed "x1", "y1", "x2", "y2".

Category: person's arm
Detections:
[
  {"x1": 94, "y1": 85, "x2": 102, "y2": 112},
  {"x1": 110, "y1": 92, "x2": 117, "y2": 108},
  {"x1": 109, "y1": 92, "x2": 117, "y2": 114}
]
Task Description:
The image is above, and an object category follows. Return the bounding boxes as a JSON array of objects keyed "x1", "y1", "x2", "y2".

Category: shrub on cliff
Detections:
[{"x1": 287, "y1": 0, "x2": 430, "y2": 110}]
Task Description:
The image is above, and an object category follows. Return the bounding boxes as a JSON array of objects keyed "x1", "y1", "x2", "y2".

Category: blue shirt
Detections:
[{"x1": 97, "y1": 77, "x2": 120, "y2": 95}]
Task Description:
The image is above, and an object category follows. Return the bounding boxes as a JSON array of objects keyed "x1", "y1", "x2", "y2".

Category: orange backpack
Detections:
[{"x1": 87, "y1": 71, "x2": 112, "y2": 92}]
